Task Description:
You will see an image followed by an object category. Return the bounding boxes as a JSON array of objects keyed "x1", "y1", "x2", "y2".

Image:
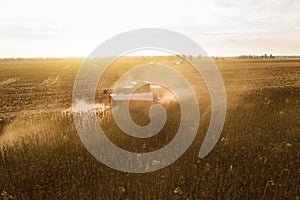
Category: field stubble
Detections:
[{"x1": 0, "y1": 58, "x2": 299, "y2": 199}]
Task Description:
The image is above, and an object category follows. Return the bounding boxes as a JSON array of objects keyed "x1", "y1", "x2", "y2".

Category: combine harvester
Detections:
[{"x1": 108, "y1": 82, "x2": 166, "y2": 106}]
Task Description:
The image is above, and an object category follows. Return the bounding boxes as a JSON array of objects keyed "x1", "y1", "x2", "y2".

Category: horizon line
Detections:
[{"x1": 1, "y1": 54, "x2": 300, "y2": 59}]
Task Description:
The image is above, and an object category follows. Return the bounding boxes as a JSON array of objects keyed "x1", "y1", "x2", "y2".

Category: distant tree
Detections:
[
  {"x1": 238, "y1": 55, "x2": 254, "y2": 59},
  {"x1": 197, "y1": 55, "x2": 202, "y2": 60}
]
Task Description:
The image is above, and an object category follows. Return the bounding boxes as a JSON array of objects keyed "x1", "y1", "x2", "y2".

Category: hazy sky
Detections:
[{"x1": 0, "y1": 0, "x2": 299, "y2": 57}]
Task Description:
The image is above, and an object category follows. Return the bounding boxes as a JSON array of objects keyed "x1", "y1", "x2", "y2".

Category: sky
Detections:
[{"x1": 0, "y1": 0, "x2": 300, "y2": 57}]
